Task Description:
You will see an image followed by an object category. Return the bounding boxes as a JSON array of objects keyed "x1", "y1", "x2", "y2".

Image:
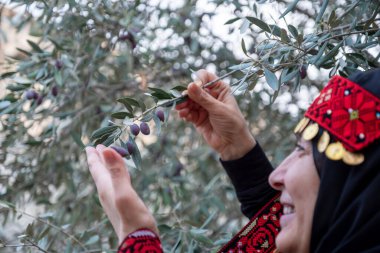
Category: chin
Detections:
[
  {"x1": 275, "y1": 228, "x2": 300, "y2": 253},
  {"x1": 275, "y1": 230, "x2": 291, "y2": 253}
]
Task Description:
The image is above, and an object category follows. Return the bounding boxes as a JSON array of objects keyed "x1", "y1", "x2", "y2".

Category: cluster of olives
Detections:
[
  {"x1": 25, "y1": 90, "x2": 43, "y2": 105},
  {"x1": 25, "y1": 85, "x2": 59, "y2": 105},
  {"x1": 111, "y1": 109, "x2": 165, "y2": 157}
]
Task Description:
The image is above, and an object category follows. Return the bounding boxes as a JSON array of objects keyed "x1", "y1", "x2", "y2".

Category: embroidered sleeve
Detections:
[
  {"x1": 118, "y1": 229, "x2": 163, "y2": 253},
  {"x1": 217, "y1": 193, "x2": 282, "y2": 253}
]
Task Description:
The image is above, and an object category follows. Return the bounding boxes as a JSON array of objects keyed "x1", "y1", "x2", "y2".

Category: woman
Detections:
[{"x1": 85, "y1": 68, "x2": 380, "y2": 252}]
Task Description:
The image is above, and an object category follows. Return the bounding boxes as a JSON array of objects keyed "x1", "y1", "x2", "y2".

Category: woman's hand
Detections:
[
  {"x1": 176, "y1": 69, "x2": 256, "y2": 160},
  {"x1": 85, "y1": 145, "x2": 158, "y2": 244}
]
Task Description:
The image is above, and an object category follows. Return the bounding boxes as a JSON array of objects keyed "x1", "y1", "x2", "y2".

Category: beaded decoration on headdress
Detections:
[{"x1": 294, "y1": 75, "x2": 380, "y2": 165}]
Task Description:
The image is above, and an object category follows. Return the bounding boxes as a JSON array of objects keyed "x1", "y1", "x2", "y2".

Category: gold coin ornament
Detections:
[
  {"x1": 299, "y1": 117, "x2": 310, "y2": 133},
  {"x1": 294, "y1": 117, "x2": 310, "y2": 134},
  {"x1": 326, "y1": 142, "x2": 345, "y2": 161},
  {"x1": 302, "y1": 123, "x2": 319, "y2": 141},
  {"x1": 343, "y1": 151, "x2": 365, "y2": 165},
  {"x1": 293, "y1": 118, "x2": 305, "y2": 134},
  {"x1": 317, "y1": 131, "x2": 330, "y2": 153}
]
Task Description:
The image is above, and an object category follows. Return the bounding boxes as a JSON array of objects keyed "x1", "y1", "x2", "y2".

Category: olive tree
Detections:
[{"x1": 0, "y1": 0, "x2": 379, "y2": 252}]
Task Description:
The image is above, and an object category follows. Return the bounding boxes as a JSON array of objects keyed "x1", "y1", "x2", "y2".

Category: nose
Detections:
[{"x1": 268, "y1": 157, "x2": 290, "y2": 191}]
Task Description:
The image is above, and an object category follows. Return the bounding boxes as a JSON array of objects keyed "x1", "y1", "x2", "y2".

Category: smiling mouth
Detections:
[
  {"x1": 283, "y1": 204, "x2": 295, "y2": 215},
  {"x1": 280, "y1": 204, "x2": 295, "y2": 228}
]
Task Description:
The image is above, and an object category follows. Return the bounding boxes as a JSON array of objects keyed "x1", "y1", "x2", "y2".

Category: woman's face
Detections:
[{"x1": 269, "y1": 137, "x2": 320, "y2": 253}]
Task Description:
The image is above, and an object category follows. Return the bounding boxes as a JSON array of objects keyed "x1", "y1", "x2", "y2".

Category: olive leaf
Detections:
[
  {"x1": 90, "y1": 125, "x2": 118, "y2": 140},
  {"x1": 264, "y1": 68, "x2": 279, "y2": 90}
]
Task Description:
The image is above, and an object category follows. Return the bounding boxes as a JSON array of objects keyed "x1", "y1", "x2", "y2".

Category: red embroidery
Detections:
[
  {"x1": 118, "y1": 229, "x2": 163, "y2": 253},
  {"x1": 305, "y1": 75, "x2": 380, "y2": 152},
  {"x1": 217, "y1": 194, "x2": 282, "y2": 253}
]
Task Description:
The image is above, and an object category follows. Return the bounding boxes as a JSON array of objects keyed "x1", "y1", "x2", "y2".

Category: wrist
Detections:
[{"x1": 220, "y1": 135, "x2": 256, "y2": 161}]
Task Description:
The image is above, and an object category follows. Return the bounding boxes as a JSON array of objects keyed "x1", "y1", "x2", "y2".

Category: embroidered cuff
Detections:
[{"x1": 118, "y1": 228, "x2": 163, "y2": 253}]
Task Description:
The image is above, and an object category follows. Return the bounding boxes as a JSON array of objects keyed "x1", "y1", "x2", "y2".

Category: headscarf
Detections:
[{"x1": 294, "y1": 69, "x2": 380, "y2": 252}]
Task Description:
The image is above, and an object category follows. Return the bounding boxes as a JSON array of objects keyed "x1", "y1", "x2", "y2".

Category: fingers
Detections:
[
  {"x1": 86, "y1": 146, "x2": 106, "y2": 186},
  {"x1": 101, "y1": 148, "x2": 156, "y2": 236},
  {"x1": 101, "y1": 147, "x2": 135, "y2": 204},
  {"x1": 186, "y1": 82, "x2": 221, "y2": 111},
  {"x1": 194, "y1": 69, "x2": 219, "y2": 85},
  {"x1": 185, "y1": 69, "x2": 230, "y2": 110},
  {"x1": 102, "y1": 147, "x2": 130, "y2": 182},
  {"x1": 176, "y1": 70, "x2": 233, "y2": 124},
  {"x1": 175, "y1": 99, "x2": 189, "y2": 110},
  {"x1": 194, "y1": 69, "x2": 230, "y2": 92},
  {"x1": 87, "y1": 146, "x2": 157, "y2": 240},
  {"x1": 86, "y1": 146, "x2": 120, "y2": 229}
]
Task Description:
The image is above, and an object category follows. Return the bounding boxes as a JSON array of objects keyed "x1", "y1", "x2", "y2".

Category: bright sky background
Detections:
[{"x1": 2, "y1": 0, "x2": 378, "y2": 115}]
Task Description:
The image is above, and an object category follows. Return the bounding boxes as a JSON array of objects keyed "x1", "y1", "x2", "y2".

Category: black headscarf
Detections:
[{"x1": 310, "y1": 69, "x2": 380, "y2": 252}]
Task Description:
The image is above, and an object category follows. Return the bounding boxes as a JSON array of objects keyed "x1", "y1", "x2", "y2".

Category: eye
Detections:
[{"x1": 295, "y1": 143, "x2": 306, "y2": 151}]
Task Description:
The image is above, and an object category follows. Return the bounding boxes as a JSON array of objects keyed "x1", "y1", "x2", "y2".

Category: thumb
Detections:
[
  {"x1": 103, "y1": 148, "x2": 151, "y2": 234},
  {"x1": 187, "y1": 82, "x2": 220, "y2": 110},
  {"x1": 102, "y1": 148, "x2": 131, "y2": 192}
]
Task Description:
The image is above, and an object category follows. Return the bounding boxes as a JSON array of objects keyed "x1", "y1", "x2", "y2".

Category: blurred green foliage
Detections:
[{"x1": 0, "y1": 0, "x2": 379, "y2": 252}]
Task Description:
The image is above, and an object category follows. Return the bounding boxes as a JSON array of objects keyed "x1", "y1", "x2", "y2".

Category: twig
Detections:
[
  {"x1": 79, "y1": 249, "x2": 118, "y2": 253},
  {"x1": 201, "y1": 69, "x2": 239, "y2": 89},
  {"x1": 132, "y1": 69, "x2": 239, "y2": 121},
  {"x1": 1, "y1": 243, "x2": 34, "y2": 248},
  {"x1": 1, "y1": 206, "x2": 87, "y2": 250},
  {"x1": 315, "y1": 18, "x2": 380, "y2": 37},
  {"x1": 276, "y1": 0, "x2": 314, "y2": 19},
  {"x1": 1, "y1": 241, "x2": 49, "y2": 253},
  {"x1": 292, "y1": 28, "x2": 380, "y2": 65},
  {"x1": 25, "y1": 238, "x2": 50, "y2": 253}
]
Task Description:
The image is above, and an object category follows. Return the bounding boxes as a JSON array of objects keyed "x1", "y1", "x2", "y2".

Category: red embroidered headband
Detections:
[{"x1": 294, "y1": 75, "x2": 380, "y2": 165}]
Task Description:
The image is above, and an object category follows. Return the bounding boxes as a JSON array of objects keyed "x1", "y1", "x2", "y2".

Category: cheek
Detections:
[
  {"x1": 285, "y1": 157, "x2": 319, "y2": 196},
  {"x1": 285, "y1": 167, "x2": 310, "y2": 200}
]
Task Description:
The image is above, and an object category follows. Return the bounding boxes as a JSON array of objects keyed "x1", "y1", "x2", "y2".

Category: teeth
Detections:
[{"x1": 283, "y1": 206, "x2": 295, "y2": 215}]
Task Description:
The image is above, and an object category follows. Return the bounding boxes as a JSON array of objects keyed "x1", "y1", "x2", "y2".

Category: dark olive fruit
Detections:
[
  {"x1": 55, "y1": 59, "x2": 63, "y2": 70},
  {"x1": 130, "y1": 123, "x2": 140, "y2": 136},
  {"x1": 95, "y1": 106, "x2": 102, "y2": 115},
  {"x1": 111, "y1": 146, "x2": 128, "y2": 157},
  {"x1": 173, "y1": 163, "x2": 183, "y2": 177},
  {"x1": 25, "y1": 90, "x2": 38, "y2": 100},
  {"x1": 118, "y1": 32, "x2": 136, "y2": 49},
  {"x1": 300, "y1": 65, "x2": 307, "y2": 79},
  {"x1": 126, "y1": 141, "x2": 135, "y2": 155},
  {"x1": 51, "y1": 86, "x2": 58, "y2": 97},
  {"x1": 36, "y1": 95, "x2": 43, "y2": 105},
  {"x1": 156, "y1": 109, "x2": 165, "y2": 122},
  {"x1": 140, "y1": 122, "x2": 150, "y2": 135}
]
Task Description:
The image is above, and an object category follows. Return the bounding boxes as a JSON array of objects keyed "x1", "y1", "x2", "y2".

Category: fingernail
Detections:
[
  {"x1": 86, "y1": 146, "x2": 96, "y2": 155},
  {"x1": 189, "y1": 83, "x2": 201, "y2": 96},
  {"x1": 195, "y1": 80, "x2": 203, "y2": 86},
  {"x1": 104, "y1": 149, "x2": 118, "y2": 166},
  {"x1": 96, "y1": 144, "x2": 105, "y2": 152}
]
